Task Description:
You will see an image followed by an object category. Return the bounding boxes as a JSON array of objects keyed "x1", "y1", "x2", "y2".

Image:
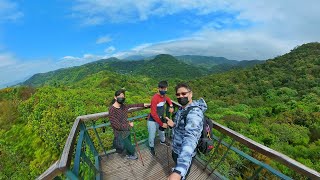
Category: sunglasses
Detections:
[{"x1": 175, "y1": 91, "x2": 190, "y2": 96}]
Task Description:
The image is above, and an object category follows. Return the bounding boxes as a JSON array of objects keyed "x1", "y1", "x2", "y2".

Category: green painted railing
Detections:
[
  {"x1": 38, "y1": 102, "x2": 320, "y2": 179},
  {"x1": 37, "y1": 107, "x2": 148, "y2": 180}
]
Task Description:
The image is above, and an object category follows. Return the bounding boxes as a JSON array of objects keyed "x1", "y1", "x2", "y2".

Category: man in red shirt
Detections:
[{"x1": 148, "y1": 81, "x2": 174, "y2": 155}]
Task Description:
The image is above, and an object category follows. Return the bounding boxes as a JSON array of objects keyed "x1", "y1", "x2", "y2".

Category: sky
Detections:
[{"x1": 0, "y1": 0, "x2": 320, "y2": 88}]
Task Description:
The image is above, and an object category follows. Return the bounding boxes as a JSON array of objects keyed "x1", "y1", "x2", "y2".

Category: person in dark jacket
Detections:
[
  {"x1": 166, "y1": 83, "x2": 207, "y2": 180},
  {"x1": 109, "y1": 89, "x2": 150, "y2": 160}
]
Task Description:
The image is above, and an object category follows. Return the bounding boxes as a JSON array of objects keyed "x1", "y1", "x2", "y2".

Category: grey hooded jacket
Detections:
[{"x1": 172, "y1": 98, "x2": 207, "y2": 178}]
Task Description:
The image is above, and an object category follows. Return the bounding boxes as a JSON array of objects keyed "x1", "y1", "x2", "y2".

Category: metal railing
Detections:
[
  {"x1": 38, "y1": 102, "x2": 320, "y2": 179},
  {"x1": 37, "y1": 107, "x2": 148, "y2": 179},
  {"x1": 206, "y1": 121, "x2": 320, "y2": 179}
]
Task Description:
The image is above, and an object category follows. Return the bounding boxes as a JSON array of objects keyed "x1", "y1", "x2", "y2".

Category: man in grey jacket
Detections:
[{"x1": 166, "y1": 83, "x2": 207, "y2": 180}]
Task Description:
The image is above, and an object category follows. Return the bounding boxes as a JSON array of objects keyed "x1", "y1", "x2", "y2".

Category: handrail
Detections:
[
  {"x1": 211, "y1": 120, "x2": 320, "y2": 179},
  {"x1": 37, "y1": 160, "x2": 61, "y2": 180},
  {"x1": 38, "y1": 106, "x2": 147, "y2": 179},
  {"x1": 39, "y1": 101, "x2": 320, "y2": 179},
  {"x1": 59, "y1": 117, "x2": 81, "y2": 170},
  {"x1": 170, "y1": 101, "x2": 320, "y2": 179}
]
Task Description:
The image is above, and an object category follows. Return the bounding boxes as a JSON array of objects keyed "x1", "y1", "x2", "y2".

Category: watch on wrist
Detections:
[{"x1": 173, "y1": 169, "x2": 181, "y2": 175}]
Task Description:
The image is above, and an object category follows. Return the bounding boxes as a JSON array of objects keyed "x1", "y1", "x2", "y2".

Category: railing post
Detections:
[
  {"x1": 91, "y1": 121, "x2": 107, "y2": 156},
  {"x1": 72, "y1": 124, "x2": 85, "y2": 176},
  {"x1": 210, "y1": 139, "x2": 235, "y2": 175},
  {"x1": 65, "y1": 170, "x2": 78, "y2": 180},
  {"x1": 83, "y1": 123, "x2": 99, "y2": 156},
  {"x1": 83, "y1": 122, "x2": 102, "y2": 179},
  {"x1": 248, "y1": 166, "x2": 264, "y2": 180},
  {"x1": 203, "y1": 134, "x2": 226, "y2": 171},
  {"x1": 80, "y1": 152, "x2": 99, "y2": 174}
]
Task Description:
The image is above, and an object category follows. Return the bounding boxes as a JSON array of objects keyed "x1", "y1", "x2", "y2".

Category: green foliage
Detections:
[
  {"x1": 189, "y1": 42, "x2": 320, "y2": 176},
  {"x1": 1, "y1": 42, "x2": 320, "y2": 178},
  {"x1": 22, "y1": 54, "x2": 262, "y2": 87},
  {"x1": 0, "y1": 100, "x2": 19, "y2": 130},
  {"x1": 175, "y1": 55, "x2": 264, "y2": 73},
  {"x1": 1, "y1": 74, "x2": 158, "y2": 178}
]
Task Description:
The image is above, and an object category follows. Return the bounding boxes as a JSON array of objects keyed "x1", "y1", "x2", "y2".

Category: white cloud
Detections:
[
  {"x1": 0, "y1": 0, "x2": 23, "y2": 22},
  {"x1": 96, "y1": 35, "x2": 112, "y2": 44},
  {"x1": 0, "y1": 53, "x2": 109, "y2": 88},
  {"x1": 113, "y1": 30, "x2": 301, "y2": 60},
  {"x1": 112, "y1": 30, "x2": 297, "y2": 60},
  {"x1": 109, "y1": 0, "x2": 320, "y2": 60},
  {"x1": 132, "y1": 43, "x2": 153, "y2": 51},
  {"x1": 2, "y1": 1, "x2": 320, "y2": 87},
  {"x1": 104, "y1": 46, "x2": 115, "y2": 54},
  {"x1": 0, "y1": 53, "x2": 16, "y2": 67},
  {"x1": 0, "y1": 55, "x2": 57, "y2": 88},
  {"x1": 83, "y1": 54, "x2": 96, "y2": 60},
  {"x1": 61, "y1": 56, "x2": 80, "y2": 61},
  {"x1": 57, "y1": 54, "x2": 102, "y2": 68},
  {"x1": 72, "y1": 0, "x2": 232, "y2": 24}
]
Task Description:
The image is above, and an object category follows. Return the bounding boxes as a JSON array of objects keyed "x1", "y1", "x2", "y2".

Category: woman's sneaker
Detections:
[{"x1": 125, "y1": 154, "x2": 138, "y2": 160}]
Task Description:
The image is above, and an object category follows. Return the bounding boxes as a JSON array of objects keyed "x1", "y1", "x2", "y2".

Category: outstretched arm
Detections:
[
  {"x1": 174, "y1": 108, "x2": 203, "y2": 178},
  {"x1": 126, "y1": 103, "x2": 144, "y2": 109}
]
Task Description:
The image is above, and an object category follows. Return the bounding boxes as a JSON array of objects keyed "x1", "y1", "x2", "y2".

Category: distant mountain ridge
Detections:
[
  {"x1": 175, "y1": 55, "x2": 264, "y2": 72},
  {"x1": 191, "y1": 42, "x2": 320, "y2": 100},
  {"x1": 21, "y1": 54, "x2": 264, "y2": 87},
  {"x1": 124, "y1": 54, "x2": 264, "y2": 67},
  {"x1": 175, "y1": 55, "x2": 236, "y2": 66}
]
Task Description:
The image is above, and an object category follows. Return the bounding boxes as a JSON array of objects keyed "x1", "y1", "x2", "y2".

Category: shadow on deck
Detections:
[{"x1": 100, "y1": 140, "x2": 219, "y2": 180}]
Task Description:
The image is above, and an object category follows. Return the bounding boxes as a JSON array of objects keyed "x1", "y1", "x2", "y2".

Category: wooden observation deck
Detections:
[{"x1": 38, "y1": 102, "x2": 320, "y2": 180}]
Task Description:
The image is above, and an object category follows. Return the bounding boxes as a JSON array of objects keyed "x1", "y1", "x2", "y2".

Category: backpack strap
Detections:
[
  {"x1": 181, "y1": 106, "x2": 198, "y2": 127},
  {"x1": 181, "y1": 106, "x2": 208, "y2": 138}
]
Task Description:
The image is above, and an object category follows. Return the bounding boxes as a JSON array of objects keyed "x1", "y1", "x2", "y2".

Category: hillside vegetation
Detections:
[
  {"x1": 1, "y1": 43, "x2": 319, "y2": 179},
  {"x1": 22, "y1": 54, "x2": 262, "y2": 87}
]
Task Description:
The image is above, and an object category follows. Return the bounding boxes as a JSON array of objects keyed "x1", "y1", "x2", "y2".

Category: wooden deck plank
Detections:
[{"x1": 101, "y1": 141, "x2": 213, "y2": 180}]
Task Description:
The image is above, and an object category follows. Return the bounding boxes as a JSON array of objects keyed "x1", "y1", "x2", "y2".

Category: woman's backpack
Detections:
[{"x1": 181, "y1": 106, "x2": 214, "y2": 154}]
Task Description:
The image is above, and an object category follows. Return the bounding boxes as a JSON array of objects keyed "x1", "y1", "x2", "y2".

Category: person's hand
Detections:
[
  {"x1": 165, "y1": 117, "x2": 174, "y2": 127},
  {"x1": 168, "y1": 172, "x2": 181, "y2": 180},
  {"x1": 129, "y1": 122, "x2": 134, "y2": 127},
  {"x1": 162, "y1": 123, "x2": 168, "y2": 128},
  {"x1": 144, "y1": 103, "x2": 151, "y2": 107},
  {"x1": 169, "y1": 106, "x2": 174, "y2": 113}
]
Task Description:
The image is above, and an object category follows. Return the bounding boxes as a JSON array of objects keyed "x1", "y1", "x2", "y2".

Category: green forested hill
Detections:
[
  {"x1": 22, "y1": 54, "x2": 203, "y2": 87},
  {"x1": 191, "y1": 42, "x2": 320, "y2": 100},
  {"x1": 176, "y1": 55, "x2": 264, "y2": 71},
  {"x1": 134, "y1": 54, "x2": 205, "y2": 79},
  {"x1": 189, "y1": 43, "x2": 320, "y2": 175},
  {"x1": 176, "y1": 55, "x2": 235, "y2": 66},
  {"x1": 21, "y1": 54, "x2": 263, "y2": 87},
  {"x1": 108, "y1": 54, "x2": 206, "y2": 79},
  {"x1": 22, "y1": 58, "x2": 117, "y2": 87},
  {"x1": 1, "y1": 42, "x2": 320, "y2": 179}
]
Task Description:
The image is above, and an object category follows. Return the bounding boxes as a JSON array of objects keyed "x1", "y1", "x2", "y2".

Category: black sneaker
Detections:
[
  {"x1": 160, "y1": 140, "x2": 170, "y2": 147},
  {"x1": 150, "y1": 147, "x2": 155, "y2": 156}
]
